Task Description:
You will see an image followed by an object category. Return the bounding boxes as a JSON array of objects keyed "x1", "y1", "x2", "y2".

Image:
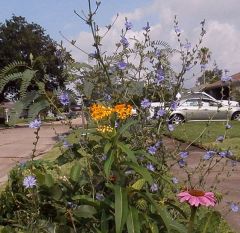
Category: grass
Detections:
[{"x1": 168, "y1": 121, "x2": 240, "y2": 159}]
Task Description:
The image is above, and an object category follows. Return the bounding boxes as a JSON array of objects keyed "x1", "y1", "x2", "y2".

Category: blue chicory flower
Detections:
[
  {"x1": 183, "y1": 42, "x2": 191, "y2": 50},
  {"x1": 170, "y1": 101, "x2": 178, "y2": 111},
  {"x1": 150, "y1": 183, "x2": 158, "y2": 192},
  {"x1": 201, "y1": 64, "x2": 207, "y2": 71},
  {"x1": 216, "y1": 135, "x2": 224, "y2": 142},
  {"x1": 155, "y1": 49, "x2": 161, "y2": 57},
  {"x1": 157, "y1": 108, "x2": 166, "y2": 117},
  {"x1": 174, "y1": 25, "x2": 181, "y2": 34},
  {"x1": 155, "y1": 140, "x2": 162, "y2": 148},
  {"x1": 155, "y1": 69, "x2": 165, "y2": 85},
  {"x1": 225, "y1": 123, "x2": 232, "y2": 129},
  {"x1": 143, "y1": 22, "x2": 150, "y2": 31},
  {"x1": 23, "y1": 175, "x2": 37, "y2": 188},
  {"x1": 220, "y1": 150, "x2": 233, "y2": 158},
  {"x1": 148, "y1": 146, "x2": 157, "y2": 155},
  {"x1": 101, "y1": 154, "x2": 107, "y2": 161},
  {"x1": 221, "y1": 75, "x2": 232, "y2": 82},
  {"x1": 141, "y1": 98, "x2": 151, "y2": 109},
  {"x1": 230, "y1": 203, "x2": 239, "y2": 212},
  {"x1": 63, "y1": 140, "x2": 72, "y2": 148},
  {"x1": 125, "y1": 20, "x2": 133, "y2": 30},
  {"x1": 203, "y1": 150, "x2": 216, "y2": 160},
  {"x1": 178, "y1": 159, "x2": 186, "y2": 168},
  {"x1": 59, "y1": 92, "x2": 70, "y2": 106},
  {"x1": 120, "y1": 36, "x2": 129, "y2": 47},
  {"x1": 221, "y1": 69, "x2": 231, "y2": 82},
  {"x1": 147, "y1": 163, "x2": 155, "y2": 172},
  {"x1": 179, "y1": 151, "x2": 189, "y2": 159},
  {"x1": 168, "y1": 124, "x2": 174, "y2": 132},
  {"x1": 96, "y1": 193, "x2": 105, "y2": 201},
  {"x1": 117, "y1": 61, "x2": 127, "y2": 70},
  {"x1": 114, "y1": 121, "x2": 119, "y2": 128},
  {"x1": 172, "y1": 177, "x2": 179, "y2": 184},
  {"x1": 29, "y1": 119, "x2": 41, "y2": 129},
  {"x1": 88, "y1": 52, "x2": 97, "y2": 59}
]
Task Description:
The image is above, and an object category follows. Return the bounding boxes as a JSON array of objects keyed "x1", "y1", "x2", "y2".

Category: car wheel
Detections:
[
  {"x1": 232, "y1": 111, "x2": 240, "y2": 121},
  {"x1": 169, "y1": 114, "x2": 184, "y2": 125}
]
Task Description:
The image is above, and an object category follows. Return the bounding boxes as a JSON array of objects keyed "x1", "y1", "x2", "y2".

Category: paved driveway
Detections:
[
  {"x1": 0, "y1": 117, "x2": 84, "y2": 184},
  {"x1": 0, "y1": 125, "x2": 70, "y2": 183}
]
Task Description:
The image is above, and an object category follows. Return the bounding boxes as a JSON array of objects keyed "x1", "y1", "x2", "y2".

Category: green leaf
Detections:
[
  {"x1": 125, "y1": 162, "x2": 153, "y2": 184},
  {"x1": 83, "y1": 80, "x2": 94, "y2": 98},
  {"x1": 104, "y1": 142, "x2": 112, "y2": 155},
  {"x1": 115, "y1": 185, "x2": 128, "y2": 233},
  {"x1": 44, "y1": 173, "x2": 54, "y2": 188},
  {"x1": 50, "y1": 184, "x2": 63, "y2": 200},
  {"x1": 127, "y1": 207, "x2": 140, "y2": 233},
  {"x1": 28, "y1": 98, "x2": 50, "y2": 120},
  {"x1": 131, "y1": 179, "x2": 145, "y2": 190},
  {"x1": 116, "y1": 119, "x2": 137, "y2": 140},
  {"x1": 77, "y1": 148, "x2": 92, "y2": 157},
  {"x1": 117, "y1": 142, "x2": 137, "y2": 163},
  {"x1": 143, "y1": 193, "x2": 187, "y2": 233},
  {"x1": 20, "y1": 69, "x2": 37, "y2": 98},
  {"x1": 149, "y1": 222, "x2": 159, "y2": 233},
  {"x1": 101, "y1": 209, "x2": 109, "y2": 233},
  {"x1": 104, "y1": 151, "x2": 115, "y2": 178},
  {"x1": 73, "y1": 205, "x2": 97, "y2": 219},
  {"x1": 70, "y1": 163, "x2": 81, "y2": 182}
]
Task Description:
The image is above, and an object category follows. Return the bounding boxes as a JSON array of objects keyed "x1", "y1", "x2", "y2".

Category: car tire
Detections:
[
  {"x1": 169, "y1": 114, "x2": 185, "y2": 125},
  {"x1": 232, "y1": 111, "x2": 240, "y2": 121}
]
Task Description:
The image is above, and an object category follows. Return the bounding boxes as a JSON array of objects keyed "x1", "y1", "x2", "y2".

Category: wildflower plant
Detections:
[{"x1": 0, "y1": 1, "x2": 238, "y2": 233}]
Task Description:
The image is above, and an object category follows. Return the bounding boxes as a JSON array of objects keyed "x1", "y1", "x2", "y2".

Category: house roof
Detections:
[{"x1": 203, "y1": 72, "x2": 240, "y2": 90}]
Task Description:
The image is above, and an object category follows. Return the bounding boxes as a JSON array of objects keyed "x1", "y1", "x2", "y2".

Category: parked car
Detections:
[
  {"x1": 169, "y1": 97, "x2": 240, "y2": 124},
  {"x1": 181, "y1": 91, "x2": 239, "y2": 107}
]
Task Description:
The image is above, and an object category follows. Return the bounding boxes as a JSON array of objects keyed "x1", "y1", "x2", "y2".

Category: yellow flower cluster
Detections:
[
  {"x1": 90, "y1": 103, "x2": 133, "y2": 121},
  {"x1": 114, "y1": 104, "x2": 133, "y2": 120},
  {"x1": 97, "y1": 125, "x2": 114, "y2": 133},
  {"x1": 90, "y1": 104, "x2": 113, "y2": 121}
]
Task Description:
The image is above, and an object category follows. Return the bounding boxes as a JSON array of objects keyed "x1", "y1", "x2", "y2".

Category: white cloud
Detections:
[{"x1": 65, "y1": 0, "x2": 240, "y2": 88}]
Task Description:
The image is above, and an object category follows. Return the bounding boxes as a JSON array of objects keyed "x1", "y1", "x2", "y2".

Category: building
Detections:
[{"x1": 195, "y1": 72, "x2": 240, "y2": 102}]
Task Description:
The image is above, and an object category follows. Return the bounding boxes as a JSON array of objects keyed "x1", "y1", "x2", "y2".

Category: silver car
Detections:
[{"x1": 169, "y1": 98, "x2": 240, "y2": 123}]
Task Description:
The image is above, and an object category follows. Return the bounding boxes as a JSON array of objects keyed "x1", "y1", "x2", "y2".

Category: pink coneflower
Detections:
[{"x1": 177, "y1": 189, "x2": 216, "y2": 207}]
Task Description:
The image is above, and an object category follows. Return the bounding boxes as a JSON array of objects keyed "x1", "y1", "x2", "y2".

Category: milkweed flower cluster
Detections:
[
  {"x1": 90, "y1": 103, "x2": 133, "y2": 121},
  {"x1": 97, "y1": 125, "x2": 114, "y2": 133},
  {"x1": 90, "y1": 104, "x2": 113, "y2": 121},
  {"x1": 177, "y1": 189, "x2": 216, "y2": 207},
  {"x1": 114, "y1": 104, "x2": 132, "y2": 120}
]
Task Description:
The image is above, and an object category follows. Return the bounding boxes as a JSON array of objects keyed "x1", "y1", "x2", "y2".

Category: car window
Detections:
[
  {"x1": 184, "y1": 99, "x2": 199, "y2": 106},
  {"x1": 201, "y1": 99, "x2": 219, "y2": 107}
]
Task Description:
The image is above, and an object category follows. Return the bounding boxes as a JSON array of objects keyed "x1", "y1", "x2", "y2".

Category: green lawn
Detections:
[{"x1": 168, "y1": 121, "x2": 240, "y2": 159}]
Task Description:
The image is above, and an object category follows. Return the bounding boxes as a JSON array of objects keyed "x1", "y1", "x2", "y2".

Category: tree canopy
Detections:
[{"x1": 0, "y1": 15, "x2": 72, "y2": 101}]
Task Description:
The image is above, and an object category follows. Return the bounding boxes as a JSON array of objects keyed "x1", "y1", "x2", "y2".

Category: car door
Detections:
[
  {"x1": 180, "y1": 99, "x2": 202, "y2": 120},
  {"x1": 201, "y1": 99, "x2": 228, "y2": 120}
]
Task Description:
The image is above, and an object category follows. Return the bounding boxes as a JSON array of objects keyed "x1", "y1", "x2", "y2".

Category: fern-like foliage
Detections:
[
  {"x1": 0, "y1": 60, "x2": 27, "y2": 77},
  {"x1": 28, "y1": 98, "x2": 50, "y2": 120},
  {"x1": 0, "y1": 72, "x2": 23, "y2": 93},
  {"x1": 19, "y1": 70, "x2": 36, "y2": 98}
]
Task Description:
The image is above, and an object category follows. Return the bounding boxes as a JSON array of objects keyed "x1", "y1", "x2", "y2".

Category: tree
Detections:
[
  {"x1": 197, "y1": 47, "x2": 212, "y2": 84},
  {"x1": 0, "y1": 15, "x2": 72, "y2": 101},
  {"x1": 196, "y1": 63, "x2": 222, "y2": 85}
]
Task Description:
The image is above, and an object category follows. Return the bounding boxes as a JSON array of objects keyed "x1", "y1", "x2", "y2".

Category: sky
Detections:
[{"x1": 1, "y1": 0, "x2": 240, "y2": 88}]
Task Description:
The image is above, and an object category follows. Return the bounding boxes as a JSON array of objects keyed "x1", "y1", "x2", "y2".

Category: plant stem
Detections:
[{"x1": 187, "y1": 206, "x2": 197, "y2": 233}]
